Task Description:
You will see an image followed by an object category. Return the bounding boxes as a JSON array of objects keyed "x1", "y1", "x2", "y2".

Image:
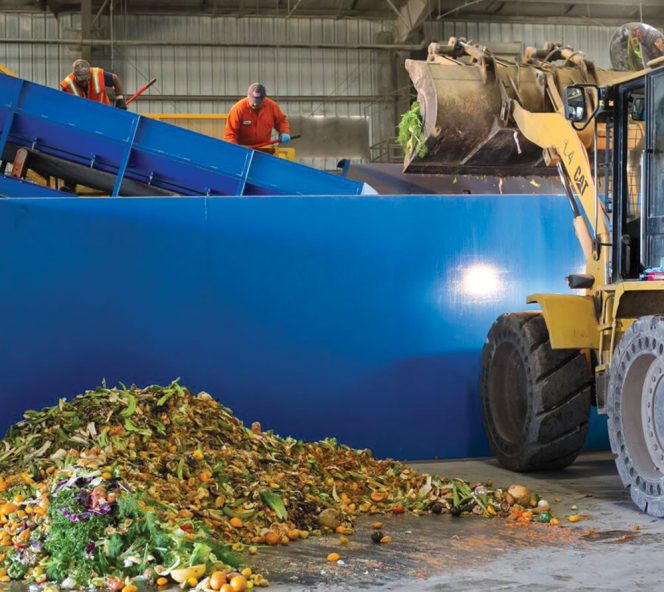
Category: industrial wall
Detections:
[{"x1": 0, "y1": 11, "x2": 622, "y2": 168}]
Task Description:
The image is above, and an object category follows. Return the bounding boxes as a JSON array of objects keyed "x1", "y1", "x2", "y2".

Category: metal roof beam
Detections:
[
  {"x1": 335, "y1": 0, "x2": 357, "y2": 19},
  {"x1": 439, "y1": 11, "x2": 664, "y2": 26},
  {"x1": 477, "y1": 0, "x2": 663, "y2": 6},
  {"x1": 393, "y1": 0, "x2": 434, "y2": 44}
]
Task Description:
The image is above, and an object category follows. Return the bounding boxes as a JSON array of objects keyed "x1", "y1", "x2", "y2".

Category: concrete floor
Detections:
[{"x1": 248, "y1": 451, "x2": 664, "y2": 591}]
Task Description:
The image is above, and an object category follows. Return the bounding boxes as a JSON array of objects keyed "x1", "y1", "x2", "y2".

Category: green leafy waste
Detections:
[
  {"x1": 261, "y1": 491, "x2": 288, "y2": 521},
  {"x1": 44, "y1": 485, "x2": 113, "y2": 584},
  {"x1": 41, "y1": 473, "x2": 239, "y2": 588},
  {"x1": 44, "y1": 484, "x2": 175, "y2": 585},
  {"x1": 398, "y1": 101, "x2": 428, "y2": 158}
]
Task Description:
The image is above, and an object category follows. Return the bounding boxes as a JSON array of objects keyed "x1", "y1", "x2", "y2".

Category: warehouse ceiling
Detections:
[{"x1": 0, "y1": 0, "x2": 663, "y2": 30}]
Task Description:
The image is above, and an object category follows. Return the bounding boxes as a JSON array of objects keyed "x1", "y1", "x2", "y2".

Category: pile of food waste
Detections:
[{"x1": 0, "y1": 382, "x2": 555, "y2": 590}]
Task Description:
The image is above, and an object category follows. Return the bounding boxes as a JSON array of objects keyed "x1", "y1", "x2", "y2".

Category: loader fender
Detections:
[{"x1": 526, "y1": 293, "x2": 599, "y2": 350}]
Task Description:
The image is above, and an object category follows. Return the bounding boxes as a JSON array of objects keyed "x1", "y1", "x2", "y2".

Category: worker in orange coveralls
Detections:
[
  {"x1": 60, "y1": 59, "x2": 127, "y2": 109},
  {"x1": 224, "y1": 83, "x2": 290, "y2": 153}
]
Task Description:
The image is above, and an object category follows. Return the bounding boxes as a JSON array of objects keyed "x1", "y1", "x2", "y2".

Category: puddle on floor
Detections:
[{"x1": 249, "y1": 513, "x2": 587, "y2": 590}]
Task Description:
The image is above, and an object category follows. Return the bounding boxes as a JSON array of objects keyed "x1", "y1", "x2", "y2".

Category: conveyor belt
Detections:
[{"x1": 0, "y1": 73, "x2": 374, "y2": 197}]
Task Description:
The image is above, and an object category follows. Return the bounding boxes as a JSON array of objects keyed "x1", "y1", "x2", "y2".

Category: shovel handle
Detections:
[
  {"x1": 126, "y1": 78, "x2": 157, "y2": 106},
  {"x1": 249, "y1": 133, "x2": 301, "y2": 150}
]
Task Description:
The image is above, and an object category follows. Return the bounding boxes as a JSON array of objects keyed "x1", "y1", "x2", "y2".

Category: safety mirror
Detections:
[{"x1": 564, "y1": 86, "x2": 586, "y2": 122}]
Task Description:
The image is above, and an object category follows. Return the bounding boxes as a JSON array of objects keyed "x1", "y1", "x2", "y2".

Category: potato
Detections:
[{"x1": 507, "y1": 484, "x2": 531, "y2": 506}]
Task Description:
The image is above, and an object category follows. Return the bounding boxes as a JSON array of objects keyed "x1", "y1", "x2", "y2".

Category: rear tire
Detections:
[
  {"x1": 480, "y1": 312, "x2": 592, "y2": 471},
  {"x1": 607, "y1": 315, "x2": 664, "y2": 517}
]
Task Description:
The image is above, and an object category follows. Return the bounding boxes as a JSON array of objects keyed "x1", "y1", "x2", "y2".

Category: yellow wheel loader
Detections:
[{"x1": 405, "y1": 39, "x2": 664, "y2": 516}]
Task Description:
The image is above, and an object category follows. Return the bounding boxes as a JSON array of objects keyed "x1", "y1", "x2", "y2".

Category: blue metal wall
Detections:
[{"x1": 0, "y1": 194, "x2": 608, "y2": 459}]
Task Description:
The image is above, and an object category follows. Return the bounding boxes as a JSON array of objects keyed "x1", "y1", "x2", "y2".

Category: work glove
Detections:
[
  {"x1": 115, "y1": 95, "x2": 128, "y2": 110},
  {"x1": 279, "y1": 133, "x2": 291, "y2": 143}
]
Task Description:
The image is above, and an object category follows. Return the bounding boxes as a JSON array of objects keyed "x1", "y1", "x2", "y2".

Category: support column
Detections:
[{"x1": 80, "y1": 0, "x2": 92, "y2": 61}]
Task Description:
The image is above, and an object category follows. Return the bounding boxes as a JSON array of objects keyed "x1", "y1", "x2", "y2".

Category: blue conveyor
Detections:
[{"x1": 0, "y1": 73, "x2": 373, "y2": 197}]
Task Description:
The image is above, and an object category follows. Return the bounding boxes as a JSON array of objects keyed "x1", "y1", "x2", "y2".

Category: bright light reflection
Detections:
[{"x1": 460, "y1": 264, "x2": 502, "y2": 298}]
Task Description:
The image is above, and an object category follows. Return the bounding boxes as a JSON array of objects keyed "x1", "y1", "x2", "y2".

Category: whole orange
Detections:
[
  {"x1": 229, "y1": 575, "x2": 247, "y2": 592},
  {"x1": 209, "y1": 571, "x2": 228, "y2": 591}
]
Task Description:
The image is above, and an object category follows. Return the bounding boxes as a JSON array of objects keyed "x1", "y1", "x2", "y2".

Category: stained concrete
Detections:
[{"x1": 250, "y1": 451, "x2": 664, "y2": 591}]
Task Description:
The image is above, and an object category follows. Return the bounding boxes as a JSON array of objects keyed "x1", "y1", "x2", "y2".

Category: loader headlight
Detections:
[{"x1": 459, "y1": 263, "x2": 502, "y2": 298}]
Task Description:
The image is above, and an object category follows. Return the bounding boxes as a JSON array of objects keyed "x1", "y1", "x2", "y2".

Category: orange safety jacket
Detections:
[
  {"x1": 224, "y1": 97, "x2": 290, "y2": 151},
  {"x1": 60, "y1": 68, "x2": 110, "y2": 105}
]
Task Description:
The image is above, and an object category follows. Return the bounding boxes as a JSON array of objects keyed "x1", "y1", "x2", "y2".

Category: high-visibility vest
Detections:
[{"x1": 60, "y1": 68, "x2": 110, "y2": 105}]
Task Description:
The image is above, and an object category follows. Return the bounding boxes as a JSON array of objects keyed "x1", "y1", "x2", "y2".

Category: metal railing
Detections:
[{"x1": 369, "y1": 137, "x2": 403, "y2": 163}]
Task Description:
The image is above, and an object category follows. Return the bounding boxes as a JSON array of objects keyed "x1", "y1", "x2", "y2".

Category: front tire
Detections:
[
  {"x1": 607, "y1": 315, "x2": 664, "y2": 517},
  {"x1": 480, "y1": 312, "x2": 592, "y2": 471}
]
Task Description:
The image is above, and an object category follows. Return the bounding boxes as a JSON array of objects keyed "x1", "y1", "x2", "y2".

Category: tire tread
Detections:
[{"x1": 480, "y1": 313, "x2": 592, "y2": 472}]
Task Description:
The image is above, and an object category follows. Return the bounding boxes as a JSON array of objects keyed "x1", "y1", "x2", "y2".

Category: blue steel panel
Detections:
[
  {"x1": 133, "y1": 117, "x2": 252, "y2": 179},
  {"x1": 126, "y1": 149, "x2": 245, "y2": 196},
  {"x1": 0, "y1": 194, "x2": 608, "y2": 460},
  {"x1": 245, "y1": 153, "x2": 368, "y2": 196},
  {"x1": 0, "y1": 175, "x2": 71, "y2": 197},
  {"x1": 0, "y1": 73, "x2": 371, "y2": 198}
]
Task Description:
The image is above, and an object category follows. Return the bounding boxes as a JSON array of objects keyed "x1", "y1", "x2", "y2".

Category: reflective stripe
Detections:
[
  {"x1": 91, "y1": 68, "x2": 102, "y2": 95},
  {"x1": 63, "y1": 76, "x2": 81, "y2": 97}
]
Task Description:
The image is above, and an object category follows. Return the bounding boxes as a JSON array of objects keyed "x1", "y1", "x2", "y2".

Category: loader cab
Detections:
[
  {"x1": 610, "y1": 76, "x2": 646, "y2": 281},
  {"x1": 566, "y1": 67, "x2": 664, "y2": 282},
  {"x1": 612, "y1": 66, "x2": 664, "y2": 280},
  {"x1": 643, "y1": 67, "x2": 664, "y2": 272}
]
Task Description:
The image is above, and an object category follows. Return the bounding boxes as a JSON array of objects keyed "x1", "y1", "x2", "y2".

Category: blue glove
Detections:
[{"x1": 280, "y1": 133, "x2": 291, "y2": 143}]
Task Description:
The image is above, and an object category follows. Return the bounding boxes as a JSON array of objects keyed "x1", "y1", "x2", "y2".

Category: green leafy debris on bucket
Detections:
[{"x1": 398, "y1": 100, "x2": 428, "y2": 158}]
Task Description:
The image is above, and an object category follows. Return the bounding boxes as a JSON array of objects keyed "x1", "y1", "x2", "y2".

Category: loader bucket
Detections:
[
  {"x1": 403, "y1": 56, "x2": 626, "y2": 176},
  {"x1": 403, "y1": 59, "x2": 550, "y2": 175}
]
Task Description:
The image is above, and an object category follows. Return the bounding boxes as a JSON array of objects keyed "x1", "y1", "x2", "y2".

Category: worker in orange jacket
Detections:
[
  {"x1": 224, "y1": 83, "x2": 290, "y2": 153},
  {"x1": 60, "y1": 59, "x2": 127, "y2": 109}
]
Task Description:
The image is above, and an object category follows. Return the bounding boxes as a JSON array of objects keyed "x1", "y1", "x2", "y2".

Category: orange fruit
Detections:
[
  {"x1": 209, "y1": 572, "x2": 228, "y2": 590},
  {"x1": 370, "y1": 491, "x2": 386, "y2": 503},
  {"x1": 229, "y1": 517, "x2": 243, "y2": 528},
  {"x1": 1, "y1": 503, "x2": 18, "y2": 515},
  {"x1": 229, "y1": 575, "x2": 247, "y2": 592}
]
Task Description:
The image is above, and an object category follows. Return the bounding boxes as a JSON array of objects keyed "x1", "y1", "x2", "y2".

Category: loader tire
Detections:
[
  {"x1": 607, "y1": 315, "x2": 664, "y2": 517},
  {"x1": 480, "y1": 312, "x2": 592, "y2": 471}
]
